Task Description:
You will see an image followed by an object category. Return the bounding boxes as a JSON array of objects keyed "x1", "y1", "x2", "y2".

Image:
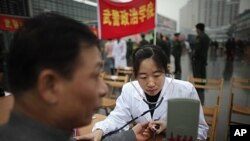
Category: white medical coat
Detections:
[
  {"x1": 93, "y1": 77, "x2": 209, "y2": 140},
  {"x1": 112, "y1": 40, "x2": 127, "y2": 68}
]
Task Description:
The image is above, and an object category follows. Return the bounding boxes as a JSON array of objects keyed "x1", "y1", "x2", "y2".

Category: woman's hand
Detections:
[
  {"x1": 148, "y1": 120, "x2": 167, "y2": 134},
  {"x1": 75, "y1": 129, "x2": 103, "y2": 141}
]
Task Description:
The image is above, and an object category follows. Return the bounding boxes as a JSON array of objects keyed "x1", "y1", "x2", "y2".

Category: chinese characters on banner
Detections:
[
  {"x1": 98, "y1": 0, "x2": 156, "y2": 39},
  {"x1": 0, "y1": 15, "x2": 25, "y2": 32}
]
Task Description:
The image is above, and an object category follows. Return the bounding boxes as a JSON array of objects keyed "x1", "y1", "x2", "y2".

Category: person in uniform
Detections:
[
  {"x1": 158, "y1": 34, "x2": 171, "y2": 65},
  {"x1": 139, "y1": 33, "x2": 150, "y2": 47},
  {"x1": 172, "y1": 33, "x2": 182, "y2": 77},
  {"x1": 192, "y1": 23, "x2": 210, "y2": 105}
]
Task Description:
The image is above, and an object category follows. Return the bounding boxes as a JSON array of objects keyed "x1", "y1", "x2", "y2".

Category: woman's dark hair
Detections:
[
  {"x1": 132, "y1": 45, "x2": 169, "y2": 77},
  {"x1": 6, "y1": 12, "x2": 98, "y2": 95}
]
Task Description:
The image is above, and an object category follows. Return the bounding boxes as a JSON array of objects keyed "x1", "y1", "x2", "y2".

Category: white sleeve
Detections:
[
  {"x1": 112, "y1": 41, "x2": 117, "y2": 58},
  {"x1": 92, "y1": 85, "x2": 132, "y2": 135},
  {"x1": 190, "y1": 86, "x2": 209, "y2": 140}
]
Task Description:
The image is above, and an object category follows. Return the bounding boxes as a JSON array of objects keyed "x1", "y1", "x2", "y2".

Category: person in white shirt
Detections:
[
  {"x1": 92, "y1": 46, "x2": 209, "y2": 141},
  {"x1": 112, "y1": 39, "x2": 127, "y2": 69},
  {"x1": 104, "y1": 39, "x2": 115, "y2": 74},
  {"x1": 184, "y1": 40, "x2": 192, "y2": 53}
]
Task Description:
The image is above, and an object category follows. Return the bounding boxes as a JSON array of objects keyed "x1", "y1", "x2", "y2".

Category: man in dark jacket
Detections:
[
  {"x1": 126, "y1": 38, "x2": 133, "y2": 66},
  {"x1": 172, "y1": 33, "x2": 182, "y2": 75},
  {"x1": 192, "y1": 23, "x2": 210, "y2": 105},
  {"x1": 158, "y1": 34, "x2": 171, "y2": 64},
  {"x1": 0, "y1": 13, "x2": 150, "y2": 141},
  {"x1": 139, "y1": 33, "x2": 150, "y2": 47}
]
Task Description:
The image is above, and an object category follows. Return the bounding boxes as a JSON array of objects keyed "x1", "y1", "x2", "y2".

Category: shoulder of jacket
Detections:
[{"x1": 122, "y1": 81, "x2": 139, "y2": 91}]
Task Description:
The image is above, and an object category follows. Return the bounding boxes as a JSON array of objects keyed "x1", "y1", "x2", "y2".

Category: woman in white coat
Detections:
[{"x1": 92, "y1": 46, "x2": 208, "y2": 141}]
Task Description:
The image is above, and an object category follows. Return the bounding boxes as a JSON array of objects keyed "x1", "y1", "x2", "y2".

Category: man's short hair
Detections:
[
  {"x1": 196, "y1": 23, "x2": 205, "y2": 31},
  {"x1": 6, "y1": 12, "x2": 98, "y2": 95}
]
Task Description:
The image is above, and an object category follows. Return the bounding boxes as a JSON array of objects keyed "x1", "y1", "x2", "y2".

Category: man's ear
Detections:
[{"x1": 37, "y1": 69, "x2": 63, "y2": 104}]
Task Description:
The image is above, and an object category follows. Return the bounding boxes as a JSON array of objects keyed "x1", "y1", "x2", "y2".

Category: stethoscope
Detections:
[{"x1": 102, "y1": 73, "x2": 174, "y2": 139}]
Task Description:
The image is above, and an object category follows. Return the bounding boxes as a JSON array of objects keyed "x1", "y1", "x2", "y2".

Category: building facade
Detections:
[
  {"x1": 157, "y1": 14, "x2": 177, "y2": 36},
  {"x1": 0, "y1": 0, "x2": 97, "y2": 50},
  {"x1": 231, "y1": 9, "x2": 250, "y2": 40},
  {"x1": 30, "y1": 0, "x2": 97, "y2": 22},
  {"x1": 179, "y1": 0, "x2": 240, "y2": 40}
]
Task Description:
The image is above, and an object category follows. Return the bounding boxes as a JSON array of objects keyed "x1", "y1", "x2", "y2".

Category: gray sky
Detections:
[
  {"x1": 157, "y1": 0, "x2": 189, "y2": 31},
  {"x1": 114, "y1": 0, "x2": 189, "y2": 21},
  {"x1": 157, "y1": 0, "x2": 188, "y2": 21}
]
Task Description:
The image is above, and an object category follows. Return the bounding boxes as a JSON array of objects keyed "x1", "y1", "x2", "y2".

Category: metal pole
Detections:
[{"x1": 153, "y1": 28, "x2": 157, "y2": 45}]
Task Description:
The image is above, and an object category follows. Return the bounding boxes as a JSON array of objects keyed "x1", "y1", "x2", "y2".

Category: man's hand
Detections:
[
  {"x1": 132, "y1": 122, "x2": 152, "y2": 141},
  {"x1": 74, "y1": 133, "x2": 93, "y2": 141},
  {"x1": 148, "y1": 120, "x2": 167, "y2": 134},
  {"x1": 75, "y1": 129, "x2": 103, "y2": 141}
]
